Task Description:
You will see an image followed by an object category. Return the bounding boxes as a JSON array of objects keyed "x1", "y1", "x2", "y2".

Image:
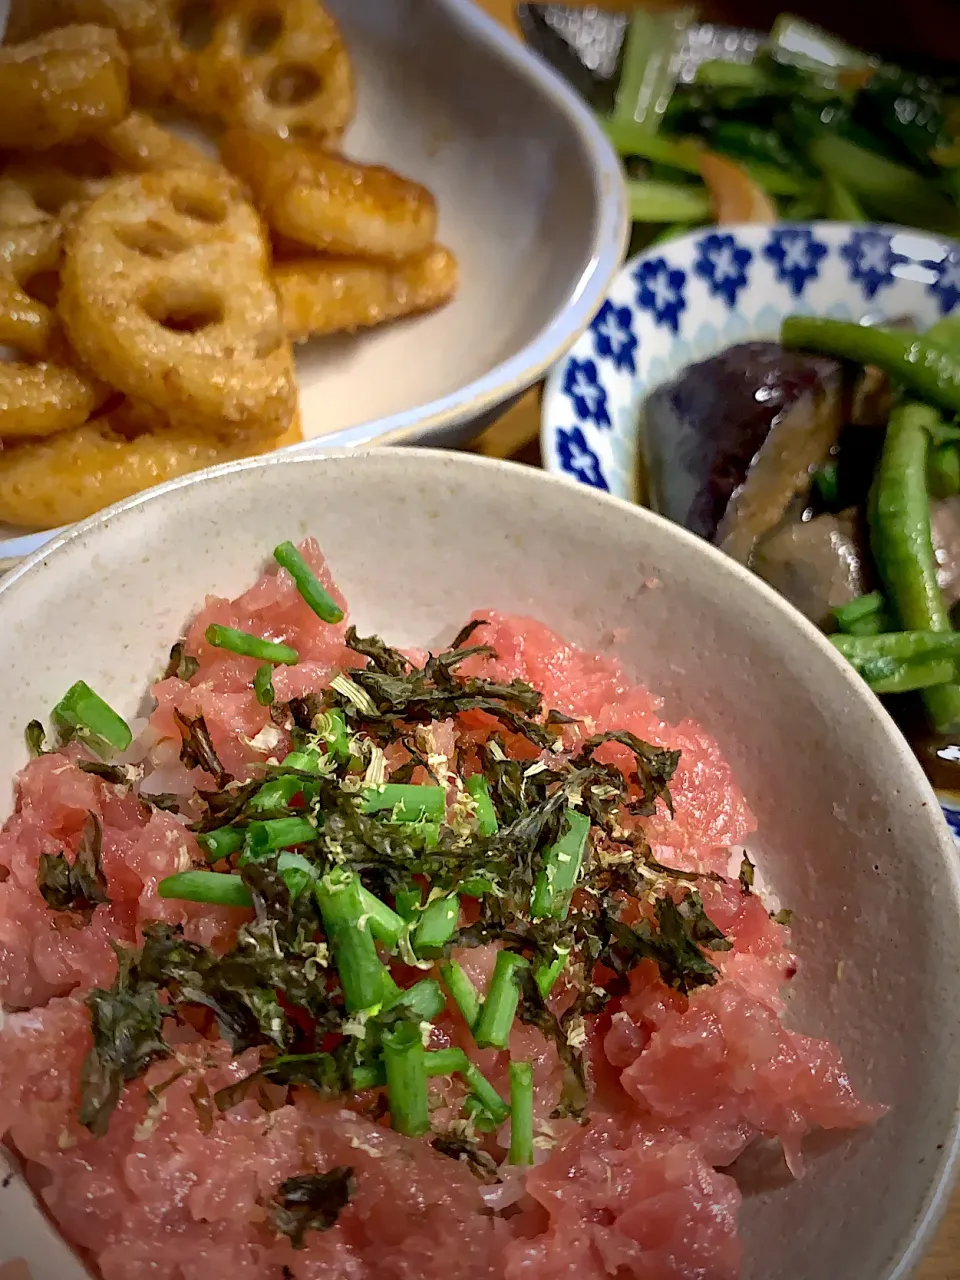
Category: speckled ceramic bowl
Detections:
[
  {"x1": 0, "y1": 448, "x2": 959, "y2": 1280},
  {"x1": 0, "y1": 0, "x2": 628, "y2": 561}
]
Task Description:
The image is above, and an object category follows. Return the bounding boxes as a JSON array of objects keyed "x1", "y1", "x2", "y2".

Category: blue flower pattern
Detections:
[
  {"x1": 561, "y1": 357, "x2": 611, "y2": 428},
  {"x1": 633, "y1": 258, "x2": 687, "y2": 333},
  {"x1": 840, "y1": 229, "x2": 902, "y2": 300},
  {"x1": 693, "y1": 233, "x2": 752, "y2": 308},
  {"x1": 763, "y1": 227, "x2": 828, "y2": 297},
  {"x1": 556, "y1": 427, "x2": 609, "y2": 491},
  {"x1": 929, "y1": 248, "x2": 960, "y2": 316},
  {"x1": 591, "y1": 300, "x2": 637, "y2": 374}
]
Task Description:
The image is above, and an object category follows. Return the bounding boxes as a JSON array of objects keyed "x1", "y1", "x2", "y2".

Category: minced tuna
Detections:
[{"x1": 0, "y1": 540, "x2": 883, "y2": 1280}]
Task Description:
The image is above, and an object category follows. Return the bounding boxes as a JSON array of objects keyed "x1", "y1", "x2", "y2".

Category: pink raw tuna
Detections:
[
  {"x1": 0, "y1": 754, "x2": 243, "y2": 1009},
  {"x1": 0, "y1": 556, "x2": 883, "y2": 1280},
  {"x1": 150, "y1": 540, "x2": 356, "y2": 784},
  {"x1": 459, "y1": 613, "x2": 754, "y2": 875},
  {"x1": 615, "y1": 958, "x2": 885, "y2": 1171},
  {"x1": 502, "y1": 1114, "x2": 742, "y2": 1279}
]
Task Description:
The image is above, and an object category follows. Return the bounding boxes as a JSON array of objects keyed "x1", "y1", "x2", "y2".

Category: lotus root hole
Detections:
[
  {"x1": 116, "y1": 221, "x2": 190, "y2": 260},
  {"x1": 144, "y1": 288, "x2": 224, "y2": 335},
  {"x1": 171, "y1": 187, "x2": 228, "y2": 225},
  {"x1": 22, "y1": 269, "x2": 60, "y2": 308},
  {"x1": 265, "y1": 64, "x2": 321, "y2": 106},
  {"x1": 245, "y1": 9, "x2": 283, "y2": 55},
  {"x1": 177, "y1": 0, "x2": 216, "y2": 51}
]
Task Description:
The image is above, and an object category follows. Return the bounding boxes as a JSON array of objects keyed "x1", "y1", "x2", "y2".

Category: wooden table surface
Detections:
[{"x1": 471, "y1": 0, "x2": 960, "y2": 1274}]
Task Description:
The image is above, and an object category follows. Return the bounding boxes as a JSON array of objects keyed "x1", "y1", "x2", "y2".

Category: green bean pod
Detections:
[{"x1": 868, "y1": 401, "x2": 960, "y2": 731}]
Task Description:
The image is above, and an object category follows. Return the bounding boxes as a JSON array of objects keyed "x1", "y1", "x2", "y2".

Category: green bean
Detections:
[
  {"x1": 929, "y1": 442, "x2": 960, "y2": 498},
  {"x1": 832, "y1": 592, "x2": 887, "y2": 634},
  {"x1": 832, "y1": 631, "x2": 960, "y2": 662},
  {"x1": 869, "y1": 401, "x2": 960, "y2": 730},
  {"x1": 782, "y1": 317, "x2": 960, "y2": 416},
  {"x1": 864, "y1": 656, "x2": 956, "y2": 695}
]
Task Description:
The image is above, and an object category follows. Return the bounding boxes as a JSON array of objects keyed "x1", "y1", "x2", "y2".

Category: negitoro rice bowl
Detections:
[{"x1": 0, "y1": 449, "x2": 958, "y2": 1280}]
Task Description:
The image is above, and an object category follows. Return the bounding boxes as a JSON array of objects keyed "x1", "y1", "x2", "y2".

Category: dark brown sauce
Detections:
[{"x1": 888, "y1": 696, "x2": 960, "y2": 800}]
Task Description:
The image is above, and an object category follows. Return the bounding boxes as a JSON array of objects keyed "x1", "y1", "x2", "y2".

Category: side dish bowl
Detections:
[
  {"x1": 1, "y1": 447, "x2": 959, "y2": 1280},
  {"x1": 0, "y1": 0, "x2": 628, "y2": 562},
  {"x1": 541, "y1": 220, "x2": 960, "y2": 832}
]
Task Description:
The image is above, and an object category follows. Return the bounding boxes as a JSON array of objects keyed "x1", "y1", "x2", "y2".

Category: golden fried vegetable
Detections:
[
  {"x1": 0, "y1": 157, "x2": 107, "y2": 228},
  {"x1": 99, "y1": 111, "x2": 220, "y2": 176},
  {"x1": 0, "y1": 118, "x2": 219, "y2": 230},
  {"x1": 0, "y1": 222, "x2": 64, "y2": 357},
  {"x1": 0, "y1": 412, "x2": 261, "y2": 530},
  {"x1": 0, "y1": 26, "x2": 129, "y2": 151},
  {"x1": 59, "y1": 167, "x2": 296, "y2": 437},
  {"x1": 275, "y1": 246, "x2": 460, "y2": 343},
  {"x1": 31, "y1": 0, "x2": 354, "y2": 139},
  {"x1": 222, "y1": 129, "x2": 437, "y2": 262},
  {"x1": 0, "y1": 361, "x2": 107, "y2": 439}
]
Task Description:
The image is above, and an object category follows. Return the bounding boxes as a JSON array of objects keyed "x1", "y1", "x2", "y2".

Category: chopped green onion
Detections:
[
  {"x1": 52, "y1": 681, "x2": 131, "y2": 754},
  {"x1": 508, "y1": 1061, "x2": 534, "y2": 1165},
  {"x1": 158, "y1": 870, "x2": 252, "y2": 908},
  {"x1": 530, "y1": 810, "x2": 591, "y2": 921},
  {"x1": 317, "y1": 708, "x2": 350, "y2": 762},
  {"x1": 243, "y1": 816, "x2": 316, "y2": 858},
  {"x1": 253, "y1": 663, "x2": 275, "y2": 706},
  {"x1": 358, "y1": 885, "x2": 405, "y2": 948},
  {"x1": 273, "y1": 541, "x2": 344, "y2": 624},
  {"x1": 465, "y1": 774, "x2": 498, "y2": 836},
  {"x1": 360, "y1": 783, "x2": 446, "y2": 823},
  {"x1": 394, "y1": 887, "x2": 422, "y2": 921},
  {"x1": 197, "y1": 825, "x2": 245, "y2": 861},
  {"x1": 384, "y1": 978, "x2": 446, "y2": 1021},
  {"x1": 460, "y1": 1058, "x2": 510, "y2": 1125},
  {"x1": 824, "y1": 173, "x2": 866, "y2": 221},
  {"x1": 281, "y1": 747, "x2": 324, "y2": 772},
  {"x1": 315, "y1": 870, "x2": 390, "y2": 1013},
  {"x1": 440, "y1": 961, "x2": 481, "y2": 1029},
  {"x1": 382, "y1": 1021, "x2": 430, "y2": 1137},
  {"x1": 351, "y1": 1046, "x2": 466, "y2": 1092},
  {"x1": 247, "y1": 775, "x2": 316, "y2": 815},
  {"x1": 534, "y1": 948, "x2": 570, "y2": 998},
  {"x1": 413, "y1": 893, "x2": 460, "y2": 955},
  {"x1": 474, "y1": 950, "x2": 529, "y2": 1050},
  {"x1": 204, "y1": 624, "x2": 299, "y2": 665},
  {"x1": 463, "y1": 1097, "x2": 498, "y2": 1131},
  {"x1": 276, "y1": 850, "x2": 316, "y2": 898}
]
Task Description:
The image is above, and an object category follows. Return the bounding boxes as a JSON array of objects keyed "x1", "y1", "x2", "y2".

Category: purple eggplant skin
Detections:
[{"x1": 640, "y1": 342, "x2": 845, "y2": 547}]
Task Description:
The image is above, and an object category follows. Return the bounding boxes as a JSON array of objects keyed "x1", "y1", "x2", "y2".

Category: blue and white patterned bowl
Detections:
[{"x1": 541, "y1": 221, "x2": 960, "y2": 830}]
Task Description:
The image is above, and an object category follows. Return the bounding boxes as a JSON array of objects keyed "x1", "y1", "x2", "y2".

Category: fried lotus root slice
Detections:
[
  {"x1": 0, "y1": 157, "x2": 109, "y2": 228},
  {"x1": 0, "y1": 361, "x2": 107, "y2": 439},
  {"x1": 197, "y1": 0, "x2": 354, "y2": 138},
  {"x1": 221, "y1": 129, "x2": 437, "y2": 262},
  {"x1": 59, "y1": 167, "x2": 296, "y2": 436},
  {"x1": 31, "y1": 0, "x2": 354, "y2": 138},
  {"x1": 0, "y1": 25, "x2": 130, "y2": 150},
  {"x1": 0, "y1": 117, "x2": 220, "y2": 230},
  {"x1": 99, "y1": 111, "x2": 222, "y2": 176},
  {"x1": 275, "y1": 246, "x2": 460, "y2": 343},
  {"x1": 0, "y1": 413, "x2": 263, "y2": 530},
  {"x1": 0, "y1": 222, "x2": 65, "y2": 356}
]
